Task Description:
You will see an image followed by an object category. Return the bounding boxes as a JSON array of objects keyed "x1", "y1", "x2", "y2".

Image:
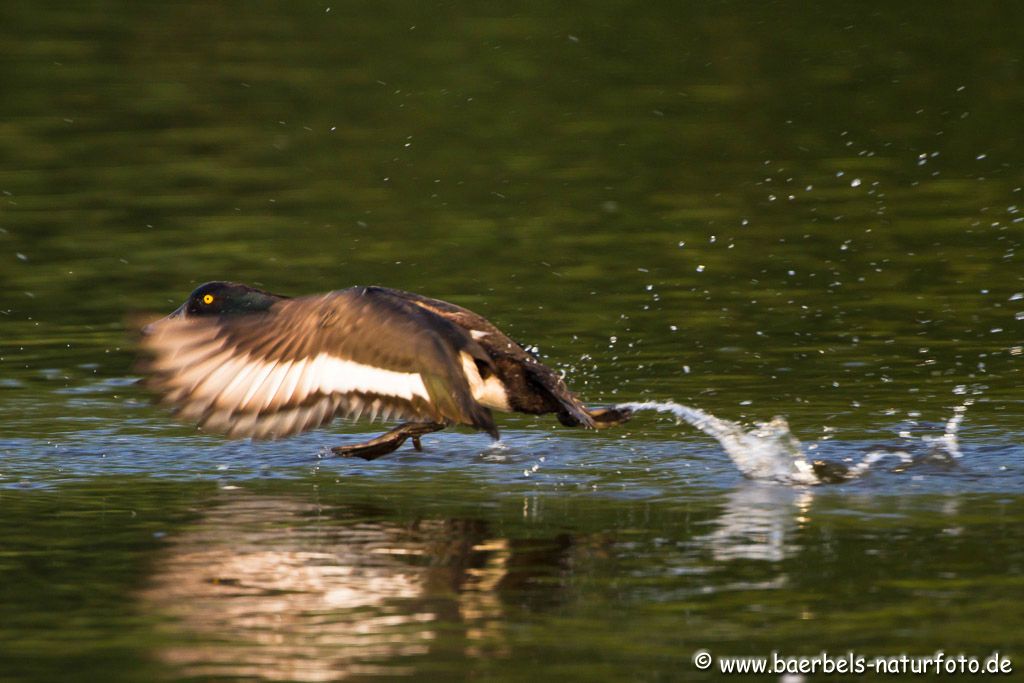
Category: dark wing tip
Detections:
[
  {"x1": 450, "y1": 376, "x2": 499, "y2": 439},
  {"x1": 470, "y1": 403, "x2": 499, "y2": 439}
]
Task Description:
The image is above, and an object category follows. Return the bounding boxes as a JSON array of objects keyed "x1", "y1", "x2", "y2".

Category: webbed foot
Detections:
[
  {"x1": 332, "y1": 422, "x2": 446, "y2": 461},
  {"x1": 587, "y1": 407, "x2": 634, "y2": 429}
]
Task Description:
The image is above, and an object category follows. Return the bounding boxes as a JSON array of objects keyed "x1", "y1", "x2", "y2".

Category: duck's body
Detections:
[{"x1": 140, "y1": 282, "x2": 630, "y2": 459}]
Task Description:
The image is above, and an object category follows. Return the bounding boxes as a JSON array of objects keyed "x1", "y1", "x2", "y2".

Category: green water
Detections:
[{"x1": 1, "y1": 2, "x2": 1022, "y2": 680}]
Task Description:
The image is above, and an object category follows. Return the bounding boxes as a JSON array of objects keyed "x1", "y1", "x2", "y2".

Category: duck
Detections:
[{"x1": 139, "y1": 282, "x2": 632, "y2": 459}]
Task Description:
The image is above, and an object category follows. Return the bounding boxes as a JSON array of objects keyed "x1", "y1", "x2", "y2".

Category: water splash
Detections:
[
  {"x1": 480, "y1": 440, "x2": 511, "y2": 463},
  {"x1": 617, "y1": 400, "x2": 971, "y2": 485},
  {"x1": 617, "y1": 401, "x2": 819, "y2": 485},
  {"x1": 921, "y1": 403, "x2": 968, "y2": 460},
  {"x1": 847, "y1": 401, "x2": 971, "y2": 478}
]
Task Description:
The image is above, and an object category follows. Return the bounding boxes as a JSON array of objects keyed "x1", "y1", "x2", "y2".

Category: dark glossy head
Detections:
[{"x1": 167, "y1": 281, "x2": 287, "y2": 319}]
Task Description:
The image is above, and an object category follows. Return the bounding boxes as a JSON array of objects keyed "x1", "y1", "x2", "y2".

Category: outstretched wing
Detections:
[{"x1": 139, "y1": 287, "x2": 497, "y2": 440}]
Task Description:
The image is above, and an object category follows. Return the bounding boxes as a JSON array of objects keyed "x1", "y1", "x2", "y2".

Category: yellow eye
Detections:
[{"x1": 202, "y1": 294, "x2": 215, "y2": 305}]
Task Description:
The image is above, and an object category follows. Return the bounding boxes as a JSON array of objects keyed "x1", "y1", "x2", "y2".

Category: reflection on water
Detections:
[
  {"x1": 142, "y1": 484, "x2": 831, "y2": 679},
  {"x1": 700, "y1": 483, "x2": 814, "y2": 563},
  {"x1": 143, "y1": 492, "x2": 570, "y2": 680},
  {"x1": 3, "y1": 475, "x2": 1021, "y2": 682}
]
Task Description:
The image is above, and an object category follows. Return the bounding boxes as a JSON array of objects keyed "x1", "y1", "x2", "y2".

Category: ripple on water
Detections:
[{"x1": 1, "y1": 396, "x2": 1021, "y2": 496}]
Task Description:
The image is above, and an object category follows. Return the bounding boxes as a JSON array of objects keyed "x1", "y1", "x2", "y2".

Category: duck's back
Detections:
[{"x1": 371, "y1": 287, "x2": 595, "y2": 428}]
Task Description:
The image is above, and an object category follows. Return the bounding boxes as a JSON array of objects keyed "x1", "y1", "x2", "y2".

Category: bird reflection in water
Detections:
[{"x1": 141, "y1": 493, "x2": 572, "y2": 680}]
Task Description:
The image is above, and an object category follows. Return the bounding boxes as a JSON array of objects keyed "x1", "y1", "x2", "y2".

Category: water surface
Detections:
[{"x1": 1, "y1": 2, "x2": 1022, "y2": 680}]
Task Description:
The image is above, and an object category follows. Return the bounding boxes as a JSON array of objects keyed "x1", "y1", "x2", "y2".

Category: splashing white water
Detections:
[
  {"x1": 921, "y1": 403, "x2": 968, "y2": 460},
  {"x1": 846, "y1": 401, "x2": 971, "y2": 478},
  {"x1": 617, "y1": 401, "x2": 820, "y2": 485},
  {"x1": 617, "y1": 400, "x2": 971, "y2": 485}
]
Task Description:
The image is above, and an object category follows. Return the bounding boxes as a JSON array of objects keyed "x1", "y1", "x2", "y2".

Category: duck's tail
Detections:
[{"x1": 523, "y1": 363, "x2": 633, "y2": 430}]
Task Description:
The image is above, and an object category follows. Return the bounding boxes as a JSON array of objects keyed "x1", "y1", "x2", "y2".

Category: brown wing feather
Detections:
[
  {"x1": 375, "y1": 288, "x2": 595, "y2": 428},
  {"x1": 139, "y1": 288, "x2": 497, "y2": 440}
]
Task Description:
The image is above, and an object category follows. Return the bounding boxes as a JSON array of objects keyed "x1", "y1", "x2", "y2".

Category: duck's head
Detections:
[{"x1": 164, "y1": 281, "x2": 287, "y2": 320}]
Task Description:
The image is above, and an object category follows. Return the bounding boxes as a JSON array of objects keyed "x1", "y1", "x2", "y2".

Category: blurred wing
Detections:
[{"x1": 139, "y1": 288, "x2": 496, "y2": 439}]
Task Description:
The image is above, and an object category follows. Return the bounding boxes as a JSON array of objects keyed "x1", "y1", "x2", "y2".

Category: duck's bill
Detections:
[{"x1": 141, "y1": 304, "x2": 187, "y2": 335}]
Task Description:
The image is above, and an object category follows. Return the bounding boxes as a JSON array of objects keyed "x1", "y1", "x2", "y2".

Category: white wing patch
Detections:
[
  {"x1": 144, "y1": 321, "x2": 433, "y2": 438},
  {"x1": 309, "y1": 353, "x2": 429, "y2": 401},
  {"x1": 460, "y1": 352, "x2": 510, "y2": 412},
  {"x1": 190, "y1": 352, "x2": 428, "y2": 410}
]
